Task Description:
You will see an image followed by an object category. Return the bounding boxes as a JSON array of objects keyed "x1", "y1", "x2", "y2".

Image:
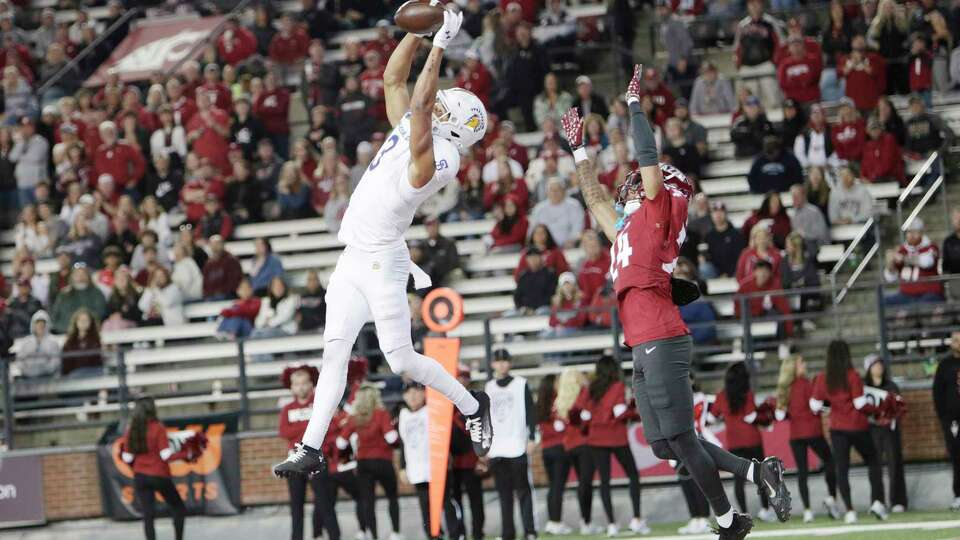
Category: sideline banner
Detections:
[
  {"x1": 97, "y1": 412, "x2": 241, "y2": 520},
  {"x1": 0, "y1": 454, "x2": 45, "y2": 528},
  {"x1": 86, "y1": 15, "x2": 224, "y2": 86}
]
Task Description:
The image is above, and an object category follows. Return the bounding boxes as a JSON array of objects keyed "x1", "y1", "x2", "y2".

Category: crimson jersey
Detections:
[{"x1": 612, "y1": 164, "x2": 691, "y2": 346}]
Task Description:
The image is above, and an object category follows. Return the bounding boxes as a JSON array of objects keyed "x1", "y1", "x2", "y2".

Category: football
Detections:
[{"x1": 395, "y1": 0, "x2": 445, "y2": 35}]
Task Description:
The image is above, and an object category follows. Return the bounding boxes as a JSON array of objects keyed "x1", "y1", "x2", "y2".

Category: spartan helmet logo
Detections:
[{"x1": 464, "y1": 113, "x2": 483, "y2": 132}]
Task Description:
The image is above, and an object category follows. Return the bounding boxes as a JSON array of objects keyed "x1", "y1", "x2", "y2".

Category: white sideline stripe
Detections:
[{"x1": 629, "y1": 519, "x2": 960, "y2": 540}]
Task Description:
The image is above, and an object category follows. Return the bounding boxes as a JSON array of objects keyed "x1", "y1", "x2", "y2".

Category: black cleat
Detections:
[
  {"x1": 273, "y1": 443, "x2": 327, "y2": 478},
  {"x1": 755, "y1": 457, "x2": 792, "y2": 522},
  {"x1": 464, "y1": 391, "x2": 493, "y2": 456},
  {"x1": 713, "y1": 512, "x2": 754, "y2": 540}
]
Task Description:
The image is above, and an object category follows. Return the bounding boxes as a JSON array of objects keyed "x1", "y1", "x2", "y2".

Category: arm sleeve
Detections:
[
  {"x1": 628, "y1": 101, "x2": 659, "y2": 167},
  {"x1": 525, "y1": 383, "x2": 536, "y2": 440}
]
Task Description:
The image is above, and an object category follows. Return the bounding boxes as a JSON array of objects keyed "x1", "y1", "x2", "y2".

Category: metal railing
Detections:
[{"x1": 896, "y1": 152, "x2": 947, "y2": 241}]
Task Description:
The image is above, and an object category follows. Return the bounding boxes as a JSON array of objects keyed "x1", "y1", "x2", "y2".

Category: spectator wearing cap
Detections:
[
  {"x1": 189, "y1": 91, "x2": 233, "y2": 174},
  {"x1": 335, "y1": 77, "x2": 375, "y2": 160},
  {"x1": 359, "y1": 49, "x2": 387, "y2": 124},
  {"x1": 198, "y1": 63, "x2": 233, "y2": 112},
  {"x1": 862, "y1": 117, "x2": 904, "y2": 184},
  {"x1": 730, "y1": 95, "x2": 775, "y2": 158},
  {"x1": 31, "y1": 8, "x2": 58, "y2": 58},
  {"x1": 9, "y1": 115, "x2": 48, "y2": 207},
  {"x1": 704, "y1": 201, "x2": 746, "y2": 278},
  {"x1": 141, "y1": 153, "x2": 184, "y2": 213},
  {"x1": 496, "y1": 22, "x2": 547, "y2": 131},
  {"x1": 838, "y1": 34, "x2": 886, "y2": 111},
  {"x1": 883, "y1": 218, "x2": 944, "y2": 304},
  {"x1": 943, "y1": 208, "x2": 960, "y2": 284},
  {"x1": 547, "y1": 271, "x2": 587, "y2": 336},
  {"x1": 789, "y1": 184, "x2": 829, "y2": 250},
  {"x1": 15, "y1": 310, "x2": 60, "y2": 378},
  {"x1": 774, "y1": 17, "x2": 822, "y2": 66},
  {"x1": 92, "y1": 120, "x2": 145, "y2": 195},
  {"x1": 832, "y1": 98, "x2": 866, "y2": 162},
  {"x1": 230, "y1": 97, "x2": 266, "y2": 162},
  {"x1": 576, "y1": 229, "x2": 611, "y2": 302},
  {"x1": 735, "y1": 259, "x2": 794, "y2": 337},
  {"x1": 217, "y1": 16, "x2": 258, "y2": 66},
  {"x1": 829, "y1": 166, "x2": 875, "y2": 226},
  {"x1": 166, "y1": 77, "x2": 198, "y2": 127},
  {"x1": 639, "y1": 67, "x2": 676, "y2": 119},
  {"x1": 734, "y1": 0, "x2": 785, "y2": 110},
  {"x1": 529, "y1": 178, "x2": 584, "y2": 249},
  {"x1": 363, "y1": 20, "x2": 398, "y2": 60},
  {"x1": 8, "y1": 278, "x2": 42, "y2": 338},
  {"x1": 483, "y1": 140, "x2": 525, "y2": 185},
  {"x1": 302, "y1": 40, "x2": 342, "y2": 110},
  {"x1": 94, "y1": 245, "x2": 125, "y2": 295},
  {"x1": 513, "y1": 247, "x2": 557, "y2": 315},
  {"x1": 747, "y1": 135, "x2": 803, "y2": 194},
  {"x1": 489, "y1": 195, "x2": 528, "y2": 252},
  {"x1": 197, "y1": 194, "x2": 234, "y2": 242},
  {"x1": 793, "y1": 104, "x2": 833, "y2": 169},
  {"x1": 573, "y1": 75, "x2": 609, "y2": 119},
  {"x1": 50, "y1": 263, "x2": 106, "y2": 334},
  {"x1": 498, "y1": 121, "x2": 529, "y2": 172},
  {"x1": 777, "y1": 35, "x2": 823, "y2": 105},
  {"x1": 904, "y1": 94, "x2": 954, "y2": 161},
  {"x1": 779, "y1": 99, "x2": 806, "y2": 150},
  {"x1": 203, "y1": 235, "x2": 243, "y2": 301},
  {"x1": 455, "y1": 49, "x2": 493, "y2": 109},
  {"x1": 689, "y1": 61, "x2": 736, "y2": 116}
]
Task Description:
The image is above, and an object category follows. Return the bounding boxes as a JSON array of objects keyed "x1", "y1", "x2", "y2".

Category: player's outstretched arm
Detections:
[
  {"x1": 408, "y1": 9, "x2": 462, "y2": 189},
  {"x1": 561, "y1": 108, "x2": 618, "y2": 241},
  {"x1": 625, "y1": 64, "x2": 663, "y2": 201},
  {"x1": 383, "y1": 33, "x2": 423, "y2": 128}
]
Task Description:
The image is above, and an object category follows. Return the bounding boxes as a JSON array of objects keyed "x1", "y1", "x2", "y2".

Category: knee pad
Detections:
[
  {"x1": 650, "y1": 440, "x2": 677, "y2": 461},
  {"x1": 382, "y1": 344, "x2": 415, "y2": 377}
]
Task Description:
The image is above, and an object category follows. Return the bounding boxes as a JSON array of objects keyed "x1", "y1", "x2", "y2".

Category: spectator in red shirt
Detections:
[
  {"x1": 215, "y1": 277, "x2": 260, "y2": 338},
  {"x1": 536, "y1": 374, "x2": 571, "y2": 535},
  {"x1": 573, "y1": 355, "x2": 645, "y2": 531},
  {"x1": 187, "y1": 92, "x2": 232, "y2": 175},
  {"x1": 740, "y1": 191, "x2": 792, "y2": 249},
  {"x1": 217, "y1": 16, "x2": 258, "y2": 66},
  {"x1": 576, "y1": 229, "x2": 610, "y2": 301},
  {"x1": 198, "y1": 63, "x2": 233, "y2": 112},
  {"x1": 735, "y1": 259, "x2": 794, "y2": 337},
  {"x1": 547, "y1": 271, "x2": 587, "y2": 336},
  {"x1": 202, "y1": 235, "x2": 243, "y2": 300},
  {"x1": 118, "y1": 398, "x2": 193, "y2": 540},
  {"x1": 838, "y1": 34, "x2": 886, "y2": 111},
  {"x1": 93, "y1": 120, "x2": 146, "y2": 194},
  {"x1": 166, "y1": 77, "x2": 197, "y2": 127},
  {"x1": 777, "y1": 36, "x2": 823, "y2": 105},
  {"x1": 490, "y1": 195, "x2": 528, "y2": 251},
  {"x1": 773, "y1": 17, "x2": 822, "y2": 65},
  {"x1": 861, "y1": 117, "x2": 904, "y2": 184},
  {"x1": 831, "y1": 98, "x2": 866, "y2": 162},
  {"x1": 363, "y1": 21, "x2": 398, "y2": 60},
  {"x1": 269, "y1": 13, "x2": 310, "y2": 66},
  {"x1": 775, "y1": 354, "x2": 839, "y2": 522},
  {"x1": 115, "y1": 87, "x2": 158, "y2": 134},
  {"x1": 497, "y1": 120, "x2": 529, "y2": 171},
  {"x1": 908, "y1": 34, "x2": 933, "y2": 106},
  {"x1": 180, "y1": 159, "x2": 226, "y2": 224},
  {"x1": 514, "y1": 223, "x2": 570, "y2": 281},
  {"x1": 253, "y1": 72, "x2": 292, "y2": 158},
  {"x1": 339, "y1": 386, "x2": 401, "y2": 540},
  {"x1": 883, "y1": 217, "x2": 944, "y2": 304},
  {"x1": 501, "y1": 0, "x2": 538, "y2": 23},
  {"x1": 456, "y1": 49, "x2": 493, "y2": 108},
  {"x1": 359, "y1": 49, "x2": 387, "y2": 124},
  {"x1": 179, "y1": 61, "x2": 203, "y2": 100},
  {"x1": 639, "y1": 67, "x2": 676, "y2": 119},
  {"x1": 483, "y1": 160, "x2": 529, "y2": 213},
  {"x1": 713, "y1": 362, "x2": 775, "y2": 519},
  {"x1": 811, "y1": 340, "x2": 887, "y2": 521}
]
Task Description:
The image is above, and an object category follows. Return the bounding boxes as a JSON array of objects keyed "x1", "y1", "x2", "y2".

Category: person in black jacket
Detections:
[
  {"x1": 703, "y1": 201, "x2": 745, "y2": 278},
  {"x1": 223, "y1": 160, "x2": 262, "y2": 225},
  {"x1": 934, "y1": 331, "x2": 960, "y2": 511},
  {"x1": 7, "y1": 279, "x2": 41, "y2": 338},
  {"x1": 423, "y1": 217, "x2": 461, "y2": 286},
  {"x1": 731, "y1": 95, "x2": 775, "y2": 158},
  {"x1": 863, "y1": 355, "x2": 908, "y2": 512},
  {"x1": 513, "y1": 248, "x2": 557, "y2": 315},
  {"x1": 574, "y1": 75, "x2": 610, "y2": 120},
  {"x1": 747, "y1": 135, "x2": 804, "y2": 194},
  {"x1": 944, "y1": 208, "x2": 960, "y2": 299},
  {"x1": 140, "y1": 153, "x2": 184, "y2": 212},
  {"x1": 496, "y1": 23, "x2": 548, "y2": 131},
  {"x1": 230, "y1": 98, "x2": 266, "y2": 162}
]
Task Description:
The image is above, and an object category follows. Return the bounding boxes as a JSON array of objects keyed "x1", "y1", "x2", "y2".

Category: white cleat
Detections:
[
  {"x1": 823, "y1": 496, "x2": 842, "y2": 520},
  {"x1": 891, "y1": 504, "x2": 905, "y2": 513},
  {"x1": 869, "y1": 500, "x2": 889, "y2": 521},
  {"x1": 844, "y1": 510, "x2": 858, "y2": 524},
  {"x1": 606, "y1": 523, "x2": 619, "y2": 537},
  {"x1": 803, "y1": 509, "x2": 814, "y2": 523},
  {"x1": 580, "y1": 522, "x2": 598, "y2": 535},
  {"x1": 952, "y1": 497, "x2": 960, "y2": 511},
  {"x1": 554, "y1": 522, "x2": 572, "y2": 535},
  {"x1": 757, "y1": 507, "x2": 777, "y2": 523},
  {"x1": 388, "y1": 533, "x2": 404, "y2": 540},
  {"x1": 628, "y1": 518, "x2": 650, "y2": 535},
  {"x1": 677, "y1": 517, "x2": 710, "y2": 534}
]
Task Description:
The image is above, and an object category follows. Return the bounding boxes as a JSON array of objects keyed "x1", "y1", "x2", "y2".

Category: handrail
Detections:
[
  {"x1": 829, "y1": 217, "x2": 874, "y2": 276},
  {"x1": 901, "y1": 175, "x2": 944, "y2": 233},
  {"x1": 835, "y1": 240, "x2": 879, "y2": 304},
  {"x1": 36, "y1": 6, "x2": 141, "y2": 95},
  {"x1": 897, "y1": 152, "x2": 939, "y2": 204}
]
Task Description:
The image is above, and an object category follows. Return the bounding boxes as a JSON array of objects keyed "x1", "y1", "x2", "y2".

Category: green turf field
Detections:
[{"x1": 551, "y1": 511, "x2": 960, "y2": 539}]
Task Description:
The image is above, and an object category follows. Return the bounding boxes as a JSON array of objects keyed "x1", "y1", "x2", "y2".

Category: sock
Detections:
[
  {"x1": 747, "y1": 461, "x2": 756, "y2": 484},
  {"x1": 716, "y1": 509, "x2": 734, "y2": 529}
]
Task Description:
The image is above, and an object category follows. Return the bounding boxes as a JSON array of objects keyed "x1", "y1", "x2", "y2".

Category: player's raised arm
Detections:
[
  {"x1": 408, "y1": 9, "x2": 462, "y2": 189},
  {"x1": 625, "y1": 64, "x2": 663, "y2": 201},
  {"x1": 383, "y1": 33, "x2": 422, "y2": 128},
  {"x1": 562, "y1": 108, "x2": 619, "y2": 242}
]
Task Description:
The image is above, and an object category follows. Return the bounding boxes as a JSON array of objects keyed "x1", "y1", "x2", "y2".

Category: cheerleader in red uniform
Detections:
[
  {"x1": 450, "y1": 366, "x2": 485, "y2": 540},
  {"x1": 536, "y1": 374, "x2": 573, "y2": 535},
  {"x1": 339, "y1": 385, "x2": 401, "y2": 540},
  {"x1": 119, "y1": 397, "x2": 204, "y2": 540},
  {"x1": 713, "y1": 362, "x2": 776, "y2": 522},
  {"x1": 775, "y1": 353, "x2": 839, "y2": 523},
  {"x1": 573, "y1": 356, "x2": 648, "y2": 535},
  {"x1": 278, "y1": 365, "x2": 340, "y2": 540},
  {"x1": 554, "y1": 368, "x2": 597, "y2": 535},
  {"x1": 811, "y1": 340, "x2": 887, "y2": 523}
]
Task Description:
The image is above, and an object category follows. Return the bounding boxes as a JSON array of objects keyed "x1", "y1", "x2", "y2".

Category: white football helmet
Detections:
[{"x1": 432, "y1": 88, "x2": 487, "y2": 152}]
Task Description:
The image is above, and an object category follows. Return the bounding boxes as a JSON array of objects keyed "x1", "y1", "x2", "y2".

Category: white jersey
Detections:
[
  {"x1": 398, "y1": 405, "x2": 431, "y2": 484},
  {"x1": 485, "y1": 376, "x2": 529, "y2": 458},
  {"x1": 339, "y1": 113, "x2": 461, "y2": 251}
]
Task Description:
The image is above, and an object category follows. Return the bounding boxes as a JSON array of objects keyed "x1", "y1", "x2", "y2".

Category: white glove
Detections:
[
  {"x1": 580, "y1": 410, "x2": 592, "y2": 422},
  {"x1": 433, "y1": 9, "x2": 463, "y2": 50},
  {"x1": 553, "y1": 419, "x2": 566, "y2": 433},
  {"x1": 613, "y1": 404, "x2": 628, "y2": 418}
]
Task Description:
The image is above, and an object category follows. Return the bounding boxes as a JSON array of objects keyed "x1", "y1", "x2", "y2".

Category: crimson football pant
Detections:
[
  {"x1": 789, "y1": 436, "x2": 837, "y2": 509},
  {"x1": 590, "y1": 446, "x2": 641, "y2": 522},
  {"x1": 449, "y1": 467, "x2": 485, "y2": 540},
  {"x1": 134, "y1": 473, "x2": 185, "y2": 540},
  {"x1": 731, "y1": 446, "x2": 769, "y2": 513},
  {"x1": 830, "y1": 429, "x2": 884, "y2": 510},
  {"x1": 633, "y1": 335, "x2": 752, "y2": 518},
  {"x1": 288, "y1": 472, "x2": 338, "y2": 540},
  {"x1": 358, "y1": 459, "x2": 401, "y2": 538}
]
